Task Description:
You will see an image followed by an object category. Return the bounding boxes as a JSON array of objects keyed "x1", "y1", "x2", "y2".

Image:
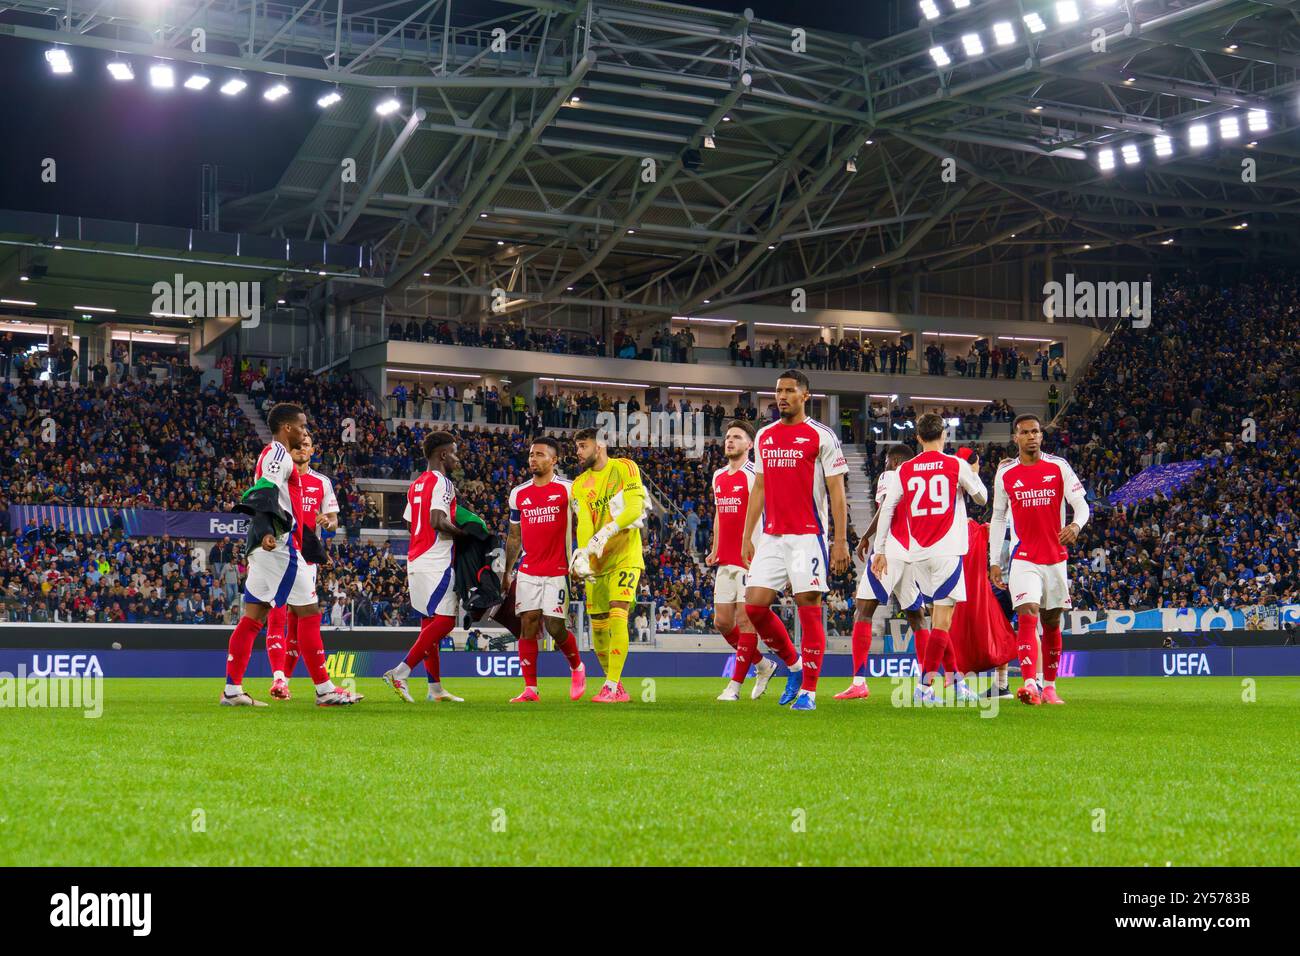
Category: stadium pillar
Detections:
[
  {"x1": 1043, "y1": 250, "x2": 1056, "y2": 323},
  {"x1": 825, "y1": 393, "x2": 840, "y2": 437}
]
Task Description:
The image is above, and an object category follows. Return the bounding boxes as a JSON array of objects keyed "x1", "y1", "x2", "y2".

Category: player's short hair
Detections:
[
  {"x1": 725, "y1": 419, "x2": 756, "y2": 441},
  {"x1": 1012, "y1": 413, "x2": 1042, "y2": 432},
  {"x1": 530, "y1": 435, "x2": 560, "y2": 457},
  {"x1": 267, "y1": 403, "x2": 305, "y2": 434},
  {"x1": 916, "y1": 412, "x2": 946, "y2": 442},
  {"x1": 885, "y1": 444, "x2": 910, "y2": 466},
  {"x1": 776, "y1": 368, "x2": 810, "y2": 392},
  {"x1": 574, "y1": 427, "x2": 600, "y2": 443},
  {"x1": 422, "y1": 430, "x2": 455, "y2": 462}
]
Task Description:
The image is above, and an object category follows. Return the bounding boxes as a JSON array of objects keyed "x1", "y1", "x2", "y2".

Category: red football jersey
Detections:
[
  {"x1": 876, "y1": 450, "x2": 987, "y2": 560},
  {"x1": 711, "y1": 461, "x2": 757, "y2": 568},
  {"x1": 753, "y1": 419, "x2": 847, "y2": 536},
  {"x1": 508, "y1": 478, "x2": 573, "y2": 577},
  {"x1": 296, "y1": 468, "x2": 339, "y2": 532},
  {"x1": 989, "y1": 453, "x2": 1088, "y2": 566},
  {"x1": 404, "y1": 470, "x2": 456, "y2": 565}
]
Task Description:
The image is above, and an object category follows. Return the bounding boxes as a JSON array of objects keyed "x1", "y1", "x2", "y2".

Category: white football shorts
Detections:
[
  {"x1": 514, "y1": 572, "x2": 570, "y2": 618},
  {"x1": 1008, "y1": 559, "x2": 1071, "y2": 611},
  {"x1": 746, "y1": 534, "x2": 829, "y2": 595}
]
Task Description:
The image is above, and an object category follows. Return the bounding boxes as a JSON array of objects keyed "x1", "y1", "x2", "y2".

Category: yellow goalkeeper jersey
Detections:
[{"x1": 572, "y1": 457, "x2": 646, "y2": 574}]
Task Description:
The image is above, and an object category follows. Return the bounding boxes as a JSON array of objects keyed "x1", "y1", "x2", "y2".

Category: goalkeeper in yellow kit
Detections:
[{"x1": 569, "y1": 428, "x2": 646, "y2": 703}]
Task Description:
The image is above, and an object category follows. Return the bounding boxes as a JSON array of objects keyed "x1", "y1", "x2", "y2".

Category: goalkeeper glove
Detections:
[
  {"x1": 569, "y1": 548, "x2": 593, "y2": 580},
  {"x1": 587, "y1": 521, "x2": 619, "y2": 559}
]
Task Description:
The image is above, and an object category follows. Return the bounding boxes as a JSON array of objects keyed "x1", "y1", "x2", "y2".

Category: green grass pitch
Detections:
[{"x1": 3, "y1": 676, "x2": 1296, "y2": 866}]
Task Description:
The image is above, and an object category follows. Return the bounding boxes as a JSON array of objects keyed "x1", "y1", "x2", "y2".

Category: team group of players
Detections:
[
  {"x1": 220, "y1": 366, "x2": 1089, "y2": 710},
  {"x1": 700, "y1": 369, "x2": 1089, "y2": 710}
]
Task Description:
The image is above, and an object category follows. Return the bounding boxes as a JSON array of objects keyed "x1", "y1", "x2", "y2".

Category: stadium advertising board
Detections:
[{"x1": 3, "y1": 647, "x2": 1297, "y2": 679}]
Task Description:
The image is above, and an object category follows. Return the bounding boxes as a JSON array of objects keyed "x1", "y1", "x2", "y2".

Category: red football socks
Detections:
[
  {"x1": 265, "y1": 606, "x2": 287, "y2": 675},
  {"x1": 556, "y1": 631, "x2": 583, "y2": 670},
  {"x1": 733, "y1": 631, "x2": 760, "y2": 682},
  {"x1": 518, "y1": 636, "x2": 539, "y2": 687},
  {"x1": 1017, "y1": 614, "x2": 1040, "y2": 682},
  {"x1": 405, "y1": 614, "x2": 454, "y2": 671},
  {"x1": 284, "y1": 613, "x2": 300, "y2": 678},
  {"x1": 224, "y1": 615, "x2": 262, "y2": 685},
  {"x1": 913, "y1": 628, "x2": 929, "y2": 673},
  {"x1": 797, "y1": 605, "x2": 825, "y2": 692},
  {"x1": 744, "y1": 604, "x2": 798, "y2": 666},
  {"x1": 851, "y1": 620, "x2": 871, "y2": 677},
  {"x1": 1042, "y1": 623, "x2": 1063, "y2": 682},
  {"x1": 923, "y1": 628, "x2": 951, "y2": 680},
  {"x1": 295, "y1": 613, "x2": 330, "y2": 686}
]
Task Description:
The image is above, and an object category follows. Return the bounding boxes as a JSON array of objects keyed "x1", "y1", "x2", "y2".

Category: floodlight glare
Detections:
[
  {"x1": 317, "y1": 90, "x2": 342, "y2": 108},
  {"x1": 1218, "y1": 115, "x2": 1240, "y2": 140},
  {"x1": 1097, "y1": 148, "x2": 1115, "y2": 171},
  {"x1": 929, "y1": 46, "x2": 952, "y2": 67},
  {"x1": 184, "y1": 74, "x2": 211, "y2": 91},
  {"x1": 150, "y1": 64, "x2": 175, "y2": 89},
  {"x1": 375, "y1": 97, "x2": 401, "y2": 116},
  {"x1": 45, "y1": 48, "x2": 72, "y2": 75},
  {"x1": 1122, "y1": 143, "x2": 1140, "y2": 166},
  {"x1": 107, "y1": 61, "x2": 134, "y2": 81},
  {"x1": 993, "y1": 22, "x2": 1017, "y2": 46},
  {"x1": 1154, "y1": 134, "x2": 1173, "y2": 157},
  {"x1": 919, "y1": 0, "x2": 940, "y2": 21},
  {"x1": 1023, "y1": 12, "x2": 1048, "y2": 33},
  {"x1": 961, "y1": 34, "x2": 984, "y2": 57},
  {"x1": 1247, "y1": 109, "x2": 1268, "y2": 132},
  {"x1": 952, "y1": 0, "x2": 970, "y2": 8},
  {"x1": 264, "y1": 82, "x2": 290, "y2": 101},
  {"x1": 1056, "y1": 1, "x2": 1080, "y2": 24},
  {"x1": 1188, "y1": 123, "x2": 1210, "y2": 149},
  {"x1": 220, "y1": 78, "x2": 247, "y2": 96}
]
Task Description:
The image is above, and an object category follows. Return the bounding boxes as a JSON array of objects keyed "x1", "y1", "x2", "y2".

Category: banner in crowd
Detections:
[
  {"x1": 1107, "y1": 459, "x2": 1209, "y2": 506},
  {"x1": 1065, "y1": 605, "x2": 1299, "y2": 634},
  {"x1": 8, "y1": 505, "x2": 248, "y2": 540}
]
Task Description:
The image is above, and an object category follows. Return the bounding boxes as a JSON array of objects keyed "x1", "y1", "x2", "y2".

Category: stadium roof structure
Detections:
[{"x1": 7, "y1": 0, "x2": 1300, "y2": 324}]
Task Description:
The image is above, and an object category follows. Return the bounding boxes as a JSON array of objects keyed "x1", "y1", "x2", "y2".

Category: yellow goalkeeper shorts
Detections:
[{"x1": 585, "y1": 567, "x2": 641, "y2": 615}]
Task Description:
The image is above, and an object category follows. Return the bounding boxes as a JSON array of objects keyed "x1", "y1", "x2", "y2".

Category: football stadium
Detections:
[{"x1": 0, "y1": 0, "x2": 1294, "y2": 919}]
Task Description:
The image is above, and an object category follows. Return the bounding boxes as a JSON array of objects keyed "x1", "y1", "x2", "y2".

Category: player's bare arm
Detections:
[
  {"x1": 740, "y1": 472, "x2": 764, "y2": 566},
  {"x1": 504, "y1": 522, "x2": 522, "y2": 587},
  {"x1": 826, "y1": 472, "x2": 850, "y2": 574},
  {"x1": 261, "y1": 532, "x2": 277, "y2": 552},
  {"x1": 429, "y1": 511, "x2": 465, "y2": 539}
]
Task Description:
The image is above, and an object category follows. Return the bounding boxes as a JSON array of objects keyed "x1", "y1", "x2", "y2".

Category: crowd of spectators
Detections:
[
  {"x1": 1046, "y1": 273, "x2": 1298, "y2": 610},
  {"x1": 924, "y1": 341, "x2": 1066, "y2": 380},
  {"x1": 0, "y1": 377, "x2": 263, "y2": 511},
  {"x1": 0, "y1": 524, "x2": 425, "y2": 627},
  {"x1": 386, "y1": 316, "x2": 603, "y2": 356},
  {"x1": 5, "y1": 271, "x2": 1295, "y2": 627}
]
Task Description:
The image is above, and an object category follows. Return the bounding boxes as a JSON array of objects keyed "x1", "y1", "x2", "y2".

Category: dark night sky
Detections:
[{"x1": 0, "y1": 0, "x2": 895, "y2": 230}]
